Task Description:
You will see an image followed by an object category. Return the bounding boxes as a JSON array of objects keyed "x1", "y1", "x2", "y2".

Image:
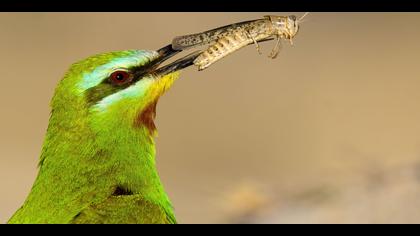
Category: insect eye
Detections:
[{"x1": 109, "y1": 70, "x2": 132, "y2": 85}]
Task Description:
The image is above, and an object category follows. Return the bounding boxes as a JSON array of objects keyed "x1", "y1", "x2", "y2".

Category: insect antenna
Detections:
[{"x1": 298, "y1": 12, "x2": 310, "y2": 22}]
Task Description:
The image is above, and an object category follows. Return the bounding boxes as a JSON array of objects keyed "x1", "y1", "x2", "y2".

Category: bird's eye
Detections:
[{"x1": 109, "y1": 70, "x2": 132, "y2": 85}]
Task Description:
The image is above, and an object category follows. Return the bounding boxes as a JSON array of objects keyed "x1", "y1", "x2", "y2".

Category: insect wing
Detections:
[{"x1": 171, "y1": 19, "x2": 258, "y2": 50}]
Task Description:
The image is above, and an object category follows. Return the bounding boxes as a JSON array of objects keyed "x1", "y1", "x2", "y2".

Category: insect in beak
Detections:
[{"x1": 148, "y1": 12, "x2": 310, "y2": 73}]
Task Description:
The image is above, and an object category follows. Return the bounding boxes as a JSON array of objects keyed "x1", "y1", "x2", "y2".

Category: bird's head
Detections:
[
  {"x1": 28, "y1": 47, "x2": 194, "y2": 218},
  {"x1": 50, "y1": 47, "x2": 189, "y2": 141}
]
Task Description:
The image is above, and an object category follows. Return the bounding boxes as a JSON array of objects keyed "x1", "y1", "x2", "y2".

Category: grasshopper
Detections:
[{"x1": 172, "y1": 13, "x2": 308, "y2": 71}]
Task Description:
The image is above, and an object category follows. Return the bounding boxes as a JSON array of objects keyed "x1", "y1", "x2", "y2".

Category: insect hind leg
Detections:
[{"x1": 268, "y1": 36, "x2": 282, "y2": 59}]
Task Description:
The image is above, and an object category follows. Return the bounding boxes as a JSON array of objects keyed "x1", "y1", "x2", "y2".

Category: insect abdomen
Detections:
[{"x1": 194, "y1": 32, "x2": 253, "y2": 71}]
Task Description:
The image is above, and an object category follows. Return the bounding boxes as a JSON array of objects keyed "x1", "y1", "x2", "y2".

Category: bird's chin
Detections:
[
  {"x1": 152, "y1": 71, "x2": 180, "y2": 96},
  {"x1": 132, "y1": 72, "x2": 180, "y2": 136}
]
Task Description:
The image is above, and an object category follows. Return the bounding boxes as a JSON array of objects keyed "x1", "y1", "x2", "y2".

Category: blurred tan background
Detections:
[{"x1": 1, "y1": 13, "x2": 420, "y2": 224}]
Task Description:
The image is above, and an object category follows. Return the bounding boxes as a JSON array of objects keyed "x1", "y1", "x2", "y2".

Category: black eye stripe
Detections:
[
  {"x1": 85, "y1": 83, "x2": 121, "y2": 107},
  {"x1": 84, "y1": 62, "x2": 156, "y2": 107},
  {"x1": 85, "y1": 67, "x2": 139, "y2": 106}
]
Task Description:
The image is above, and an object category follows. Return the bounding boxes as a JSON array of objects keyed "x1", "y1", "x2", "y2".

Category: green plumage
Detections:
[{"x1": 8, "y1": 50, "x2": 179, "y2": 224}]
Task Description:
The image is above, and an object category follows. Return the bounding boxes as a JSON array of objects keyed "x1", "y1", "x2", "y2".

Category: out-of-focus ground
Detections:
[
  {"x1": 1, "y1": 13, "x2": 420, "y2": 223},
  {"x1": 224, "y1": 162, "x2": 420, "y2": 224}
]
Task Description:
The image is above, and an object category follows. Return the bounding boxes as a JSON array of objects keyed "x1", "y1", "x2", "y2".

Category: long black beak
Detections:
[
  {"x1": 149, "y1": 44, "x2": 202, "y2": 77},
  {"x1": 154, "y1": 48, "x2": 202, "y2": 76},
  {"x1": 133, "y1": 44, "x2": 200, "y2": 79}
]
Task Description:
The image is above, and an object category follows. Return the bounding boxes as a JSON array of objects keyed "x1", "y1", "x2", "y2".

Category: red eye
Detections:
[{"x1": 110, "y1": 70, "x2": 132, "y2": 85}]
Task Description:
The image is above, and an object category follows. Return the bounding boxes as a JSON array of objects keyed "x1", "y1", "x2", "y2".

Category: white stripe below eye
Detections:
[{"x1": 92, "y1": 75, "x2": 154, "y2": 112}]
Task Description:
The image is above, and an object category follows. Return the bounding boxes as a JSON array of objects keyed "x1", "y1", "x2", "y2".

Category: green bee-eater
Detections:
[{"x1": 8, "y1": 45, "x2": 197, "y2": 224}]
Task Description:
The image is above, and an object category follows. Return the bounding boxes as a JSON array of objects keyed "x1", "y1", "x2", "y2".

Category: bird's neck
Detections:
[{"x1": 19, "y1": 102, "x2": 173, "y2": 222}]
